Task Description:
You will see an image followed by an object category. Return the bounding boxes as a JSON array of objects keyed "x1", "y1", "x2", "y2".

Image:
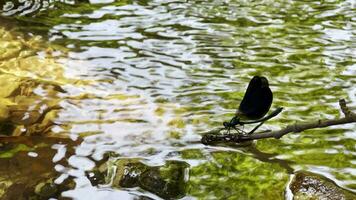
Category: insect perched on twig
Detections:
[
  {"x1": 223, "y1": 107, "x2": 283, "y2": 134},
  {"x1": 223, "y1": 76, "x2": 283, "y2": 135}
]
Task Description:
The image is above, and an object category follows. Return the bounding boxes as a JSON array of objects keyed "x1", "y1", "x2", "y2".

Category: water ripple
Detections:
[{"x1": 1, "y1": 0, "x2": 355, "y2": 198}]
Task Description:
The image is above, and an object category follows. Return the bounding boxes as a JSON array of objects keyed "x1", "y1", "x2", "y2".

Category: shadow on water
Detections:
[
  {"x1": 0, "y1": 0, "x2": 355, "y2": 199},
  {"x1": 245, "y1": 144, "x2": 295, "y2": 174}
]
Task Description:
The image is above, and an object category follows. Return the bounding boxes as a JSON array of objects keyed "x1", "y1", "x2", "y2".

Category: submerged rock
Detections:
[
  {"x1": 0, "y1": 21, "x2": 88, "y2": 137},
  {"x1": 0, "y1": 136, "x2": 80, "y2": 199},
  {"x1": 87, "y1": 158, "x2": 189, "y2": 199},
  {"x1": 3, "y1": 177, "x2": 75, "y2": 200},
  {"x1": 0, "y1": 25, "x2": 63, "y2": 136},
  {"x1": 140, "y1": 160, "x2": 189, "y2": 199},
  {"x1": 290, "y1": 171, "x2": 356, "y2": 200}
]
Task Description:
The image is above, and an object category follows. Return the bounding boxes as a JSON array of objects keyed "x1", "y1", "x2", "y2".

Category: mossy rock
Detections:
[
  {"x1": 0, "y1": 136, "x2": 80, "y2": 199},
  {"x1": 87, "y1": 158, "x2": 189, "y2": 199},
  {"x1": 290, "y1": 171, "x2": 356, "y2": 200}
]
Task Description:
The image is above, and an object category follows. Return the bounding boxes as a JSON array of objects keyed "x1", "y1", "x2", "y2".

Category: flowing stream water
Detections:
[{"x1": 0, "y1": 0, "x2": 355, "y2": 199}]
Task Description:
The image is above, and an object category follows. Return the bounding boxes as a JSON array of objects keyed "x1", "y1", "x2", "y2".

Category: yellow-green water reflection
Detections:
[{"x1": 0, "y1": 0, "x2": 355, "y2": 199}]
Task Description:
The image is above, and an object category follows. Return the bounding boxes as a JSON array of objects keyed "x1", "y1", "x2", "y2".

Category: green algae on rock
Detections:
[
  {"x1": 0, "y1": 136, "x2": 80, "y2": 199},
  {"x1": 290, "y1": 171, "x2": 356, "y2": 200},
  {"x1": 87, "y1": 158, "x2": 189, "y2": 199}
]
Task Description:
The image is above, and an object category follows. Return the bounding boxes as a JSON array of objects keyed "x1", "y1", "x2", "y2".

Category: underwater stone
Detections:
[
  {"x1": 86, "y1": 159, "x2": 189, "y2": 199},
  {"x1": 290, "y1": 171, "x2": 356, "y2": 200}
]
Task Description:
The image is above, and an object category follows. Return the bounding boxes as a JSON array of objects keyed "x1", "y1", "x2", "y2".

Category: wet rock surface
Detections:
[
  {"x1": 0, "y1": 25, "x2": 66, "y2": 137},
  {"x1": 87, "y1": 159, "x2": 189, "y2": 199},
  {"x1": 0, "y1": 136, "x2": 80, "y2": 199},
  {"x1": 290, "y1": 171, "x2": 356, "y2": 200}
]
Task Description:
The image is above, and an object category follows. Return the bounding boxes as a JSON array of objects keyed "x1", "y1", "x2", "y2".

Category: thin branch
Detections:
[
  {"x1": 339, "y1": 99, "x2": 355, "y2": 118},
  {"x1": 201, "y1": 99, "x2": 356, "y2": 145}
]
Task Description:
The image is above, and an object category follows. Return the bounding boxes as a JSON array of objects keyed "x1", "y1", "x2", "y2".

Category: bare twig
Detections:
[
  {"x1": 201, "y1": 99, "x2": 356, "y2": 145},
  {"x1": 339, "y1": 99, "x2": 354, "y2": 118}
]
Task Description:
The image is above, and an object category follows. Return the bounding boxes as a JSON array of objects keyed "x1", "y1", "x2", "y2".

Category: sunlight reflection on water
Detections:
[{"x1": 0, "y1": 0, "x2": 355, "y2": 198}]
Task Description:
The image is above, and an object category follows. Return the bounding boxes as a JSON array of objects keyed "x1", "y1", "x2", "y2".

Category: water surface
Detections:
[{"x1": 0, "y1": 0, "x2": 355, "y2": 199}]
